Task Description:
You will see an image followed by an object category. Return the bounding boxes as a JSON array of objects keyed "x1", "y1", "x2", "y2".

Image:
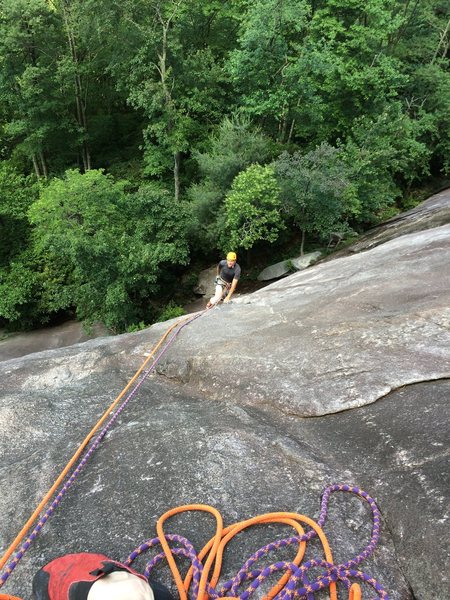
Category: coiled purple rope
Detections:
[
  {"x1": 0, "y1": 308, "x2": 390, "y2": 599},
  {"x1": 125, "y1": 485, "x2": 389, "y2": 600},
  {"x1": 0, "y1": 311, "x2": 205, "y2": 588}
]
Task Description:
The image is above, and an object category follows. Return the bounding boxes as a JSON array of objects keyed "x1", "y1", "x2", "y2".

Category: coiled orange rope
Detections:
[
  {"x1": 155, "y1": 505, "x2": 338, "y2": 600},
  {"x1": 0, "y1": 309, "x2": 371, "y2": 599},
  {"x1": 122, "y1": 501, "x2": 371, "y2": 599}
]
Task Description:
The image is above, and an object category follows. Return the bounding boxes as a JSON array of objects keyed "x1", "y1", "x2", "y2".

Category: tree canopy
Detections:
[{"x1": 0, "y1": 0, "x2": 448, "y2": 331}]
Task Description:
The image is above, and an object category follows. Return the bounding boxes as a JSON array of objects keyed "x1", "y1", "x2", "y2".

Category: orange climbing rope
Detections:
[
  {"x1": 0, "y1": 308, "x2": 369, "y2": 600},
  {"x1": 155, "y1": 505, "x2": 340, "y2": 600},
  {"x1": 349, "y1": 584, "x2": 362, "y2": 600},
  {"x1": 0, "y1": 315, "x2": 192, "y2": 574}
]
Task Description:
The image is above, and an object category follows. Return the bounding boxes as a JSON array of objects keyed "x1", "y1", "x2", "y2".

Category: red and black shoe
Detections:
[{"x1": 32, "y1": 553, "x2": 173, "y2": 600}]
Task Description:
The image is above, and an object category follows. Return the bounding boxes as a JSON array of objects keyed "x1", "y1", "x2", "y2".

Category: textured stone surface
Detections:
[
  {"x1": 0, "y1": 321, "x2": 109, "y2": 362},
  {"x1": 291, "y1": 251, "x2": 322, "y2": 270},
  {"x1": 262, "y1": 380, "x2": 450, "y2": 600},
  {"x1": 1, "y1": 373, "x2": 413, "y2": 599},
  {"x1": 257, "y1": 258, "x2": 291, "y2": 280},
  {"x1": 155, "y1": 225, "x2": 450, "y2": 416},
  {"x1": 1, "y1": 213, "x2": 449, "y2": 600},
  {"x1": 322, "y1": 187, "x2": 450, "y2": 260},
  {"x1": 194, "y1": 266, "x2": 217, "y2": 297},
  {"x1": 257, "y1": 252, "x2": 321, "y2": 281}
]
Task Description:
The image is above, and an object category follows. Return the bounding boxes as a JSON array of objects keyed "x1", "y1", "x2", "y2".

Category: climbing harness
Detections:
[
  {"x1": 216, "y1": 277, "x2": 231, "y2": 302},
  {"x1": 0, "y1": 307, "x2": 389, "y2": 599},
  {"x1": 215, "y1": 276, "x2": 231, "y2": 291},
  {"x1": 206, "y1": 277, "x2": 231, "y2": 308}
]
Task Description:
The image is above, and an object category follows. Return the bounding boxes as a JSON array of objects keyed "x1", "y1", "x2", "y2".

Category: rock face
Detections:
[
  {"x1": 322, "y1": 187, "x2": 450, "y2": 260},
  {"x1": 194, "y1": 266, "x2": 217, "y2": 297},
  {"x1": 257, "y1": 252, "x2": 321, "y2": 281},
  {"x1": 156, "y1": 225, "x2": 450, "y2": 417},
  {"x1": 0, "y1": 321, "x2": 109, "y2": 362},
  {"x1": 1, "y1": 209, "x2": 449, "y2": 599},
  {"x1": 291, "y1": 251, "x2": 322, "y2": 270}
]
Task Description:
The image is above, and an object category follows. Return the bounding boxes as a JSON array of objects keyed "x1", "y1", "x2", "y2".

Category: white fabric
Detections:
[
  {"x1": 87, "y1": 571, "x2": 155, "y2": 600},
  {"x1": 209, "y1": 283, "x2": 227, "y2": 306},
  {"x1": 209, "y1": 284, "x2": 224, "y2": 305}
]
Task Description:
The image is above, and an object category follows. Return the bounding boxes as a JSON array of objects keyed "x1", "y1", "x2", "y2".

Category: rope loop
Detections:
[
  {"x1": 124, "y1": 485, "x2": 389, "y2": 600},
  {"x1": 0, "y1": 306, "x2": 389, "y2": 600}
]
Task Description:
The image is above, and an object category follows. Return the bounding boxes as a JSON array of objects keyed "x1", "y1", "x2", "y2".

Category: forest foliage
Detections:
[{"x1": 0, "y1": 0, "x2": 448, "y2": 331}]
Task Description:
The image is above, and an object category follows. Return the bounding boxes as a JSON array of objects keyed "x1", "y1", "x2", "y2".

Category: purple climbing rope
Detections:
[
  {"x1": 125, "y1": 485, "x2": 389, "y2": 600},
  {"x1": 0, "y1": 310, "x2": 206, "y2": 588},
  {"x1": 0, "y1": 305, "x2": 390, "y2": 599}
]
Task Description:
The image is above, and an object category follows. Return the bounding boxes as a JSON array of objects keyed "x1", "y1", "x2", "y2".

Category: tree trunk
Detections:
[
  {"x1": 388, "y1": 0, "x2": 419, "y2": 50},
  {"x1": 174, "y1": 151, "x2": 181, "y2": 202},
  {"x1": 431, "y1": 18, "x2": 450, "y2": 64},
  {"x1": 280, "y1": 114, "x2": 288, "y2": 143},
  {"x1": 39, "y1": 150, "x2": 48, "y2": 178},
  {"x1": 32, "y1": 154, "x2": 41, "y2": 179},
  {"x1": 287, "y1": 118, "x2": 296, "y2": 144},
  {"x1": 300, "y1": 229, "x2": 306, "y2": 256},
  {"x1": 61, "y1": 0, "x2": 91, "y2": 171},
  {"x1": 287, "y1": 98, "x2": 300, "y2": 143},
  {"x1": 156, "y1": 1, "x2": 183, "y2": 199}
]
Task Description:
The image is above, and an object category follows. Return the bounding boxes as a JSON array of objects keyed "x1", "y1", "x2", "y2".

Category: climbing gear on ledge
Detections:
[
  {"x1": 31, "y1": 553, "x2": 157, "y2": 600},
  {"x1": 122, "y1": 484, "x2": 388, "y2": 600},
  {"x1": 0, "y1": 485, "x2": 388, "y2": 600},
  {"x1": 0, "y1": 306, "x2": 389, "y2": 599}
]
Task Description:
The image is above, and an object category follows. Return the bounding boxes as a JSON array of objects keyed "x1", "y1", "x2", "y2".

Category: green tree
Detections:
[
  {"x1": 0, "y1": 162, "x2": 37, "y2": 265},
  {"x1": 50, "y1": 0, "x2": 133, "y2": 172},
  {"x1": 189, "y1": 116, "x2": 275, "y2": 252},
  {"x1": 28, "y1": 170, "x2": 189, "y2": 331},
  {"x1": 28, "y1": 169, "x2": 129, "y2": 326},
  {"x1": 227, "y1": 0, "x2": 311, "y2": 141},
  {"x1": 223, "y1": 164, "x2": 284, "y2": 251},
  {"x1": 275, "y1": 143, "x2": 352, "y2": 254},
  {"x1": 307, "y1": 0, "x2": 407, "y2": 139},
  {"x1": 389, "y1": 0, "x2": 450, "y2": 176},
  {"x1": 341, "y1": 104, "x2": 431, "y2": 225},
  {"x1": 0, "y1": 0, "x2": 68, "y2": 176},
  {"x1": 0, "y1": 0, "x2": 128, "y2": 176},
  {"x1": 116, "y1": 183, "x2": 191, "y2": 324},
  {"x1": 0, "y1": 256, "x2": 41, "y2": 327},
  {"x1": 113, "y1": 0, "x2": 240, "y2": 199},
  {"x1": 0, "y1": 161, "x2": 40, "y2": 329}
]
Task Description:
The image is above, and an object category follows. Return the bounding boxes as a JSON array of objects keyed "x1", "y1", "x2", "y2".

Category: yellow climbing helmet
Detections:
[{"x1": 226, "y1": 252, "x2": 237, "y2": 261}]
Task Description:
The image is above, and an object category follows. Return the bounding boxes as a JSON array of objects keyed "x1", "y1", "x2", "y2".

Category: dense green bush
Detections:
[
  {"x1": 275, "y1": 144, "x2": 353, "y2": 254},
  {"x1": 0, "y1": 162, "x2": 38, "y2": 265},
  {"x1": 188, "y1": 116, "x2": 276, "y2": 253},
  {"x1": 0, "y1": 0, "x2": 448, "y2": 330},
  {"x1": 156, "y1": 302, "x2": 186, "y2": 323},
  {"x1": 223, "y1": 164, "x2": 284, "y2": 251},
  {"x1": 341, "y1": 105, "x2": 432, "y2": 227},
  {"x1": 26, "y1": 170, "x2": 190, "y2": 331}
]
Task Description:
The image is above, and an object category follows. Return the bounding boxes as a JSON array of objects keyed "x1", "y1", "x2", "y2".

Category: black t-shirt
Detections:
[{"x1": 218, "y1": 260, "x2": 241, "y2": 283}]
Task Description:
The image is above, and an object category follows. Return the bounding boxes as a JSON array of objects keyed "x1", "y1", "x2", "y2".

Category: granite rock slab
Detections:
[{"x1": 1, "y1": 210, "x2": 449, "y2": 600}]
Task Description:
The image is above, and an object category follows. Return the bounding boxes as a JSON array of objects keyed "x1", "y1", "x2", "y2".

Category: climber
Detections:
[
  {"x1": 206, "y1": 252, "x2": 241, "y2": 308},
  {"x1": 31, "y1": 552, "x2": 174, "y2": 600}
]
